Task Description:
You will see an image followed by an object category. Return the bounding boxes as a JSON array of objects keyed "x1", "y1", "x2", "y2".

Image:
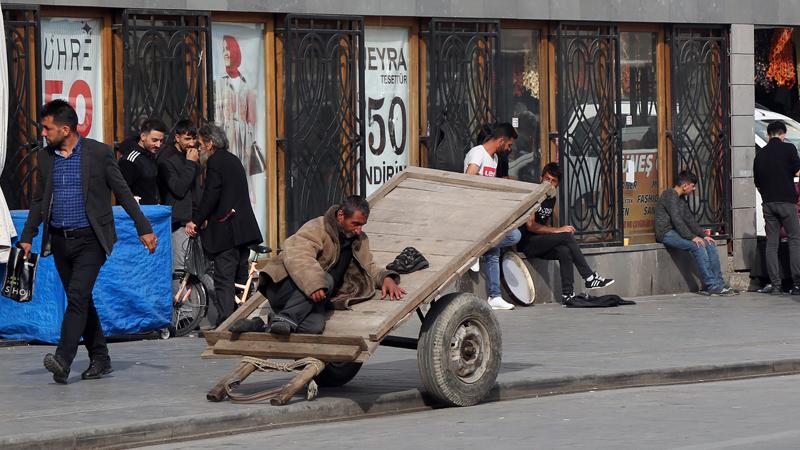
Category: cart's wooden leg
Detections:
[
  {"x1": 269, "y1": 360, "x2": 326, "y2": 406},
  {"x1": 207, "y1": 360, "x2": 258, "y2": 402}
]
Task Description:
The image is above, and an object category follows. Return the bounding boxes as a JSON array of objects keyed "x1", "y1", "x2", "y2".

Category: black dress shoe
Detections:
[
  {"x1": 43, "y1": 353, "x2": 69, "y2": 384},
  {"x1": 268, "y1": 321, "x2": 292, "y2": 336},
  {"x1": 791, "y1": 285, "x2": 800, "y2": 296},
  {"x1": 228, "y1": 317, "x2": 265, "y2": 333},
  {"x1": 81, "y1": 358, "x2": 113, "y2": 380}
]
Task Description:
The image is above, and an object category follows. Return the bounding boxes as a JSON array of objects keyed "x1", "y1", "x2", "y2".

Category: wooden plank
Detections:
[
  {"x1": 370, "y1": 251, "x2": 453, "y2": 270},
  {"x1": 203, "y1": 293, "x2": 268, "y2": 346},
  {"x1": 381, "y1": 188, "x2": 523, "y2": 209},
  {"x1": 211, "y1": 331, "x2": 368, "y2": 350},
  {"x1": 400, "y1": 166, "x2": 540, "y2": 193},
  {"x1": 365, "y1": 233, "x2": 468, "y2": 256},
  {"x1": 397, "y1": 178, "x2": 532, "y2": 201},
  {"x1": 265, "y1": 17, "x2": 280, "y2": 253},
  {"x1": 211, "y1": 339, "x2": 361, "y2": 362}
]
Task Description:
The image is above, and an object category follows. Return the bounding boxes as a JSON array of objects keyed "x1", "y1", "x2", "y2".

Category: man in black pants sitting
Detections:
[{"x1": 518, "y1": 163, "x2": 614, "y2": 303}]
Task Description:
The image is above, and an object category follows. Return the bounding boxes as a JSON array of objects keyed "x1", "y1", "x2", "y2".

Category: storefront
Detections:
[{"x1": 0, "y1": 1, "x2": 769, "y2": 296}]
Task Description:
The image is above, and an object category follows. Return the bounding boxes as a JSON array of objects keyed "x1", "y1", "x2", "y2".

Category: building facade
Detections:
[{"x1": 0, "y1": 0, "x2": 781, "y2": 297}]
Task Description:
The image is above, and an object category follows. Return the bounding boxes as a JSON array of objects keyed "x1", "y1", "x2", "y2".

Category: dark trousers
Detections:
[
  {"x1": 763, "y1": 201, "x2": 800, "y2": 286},
  {"x1": 50, "y1": 232, "x2": 108, "y2": 368},
  {"x1": 266, "y1": 275, "x2": 334, "y2": 334},
  {"x1": 521, "y1": 232, "x2": 594, "y2": 295},
  {"x1": 209, "y1": 246, "x2": 249, "y2": 326}
]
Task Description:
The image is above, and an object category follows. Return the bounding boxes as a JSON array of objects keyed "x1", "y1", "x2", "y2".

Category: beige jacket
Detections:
[{"x1": 260, "y1": 206, "x2": 399, "y2": 309}]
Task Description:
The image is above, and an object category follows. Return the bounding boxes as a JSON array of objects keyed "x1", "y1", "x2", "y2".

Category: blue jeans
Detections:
[
  {"x1": 661, "y1": 230, "x2": 724, "y2": 292},
  {"x1": 482, "y1": 229, "x2": 522, "y2": 297}
]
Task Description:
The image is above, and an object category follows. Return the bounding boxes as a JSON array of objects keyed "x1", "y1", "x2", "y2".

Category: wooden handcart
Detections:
[{"x1": 203, "y1": 167, "x2": 553, "y2": 407}]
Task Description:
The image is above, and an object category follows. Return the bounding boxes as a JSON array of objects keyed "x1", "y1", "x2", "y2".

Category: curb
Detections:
[{"x1": 5, "y1": 359, "x2": 800, "y2": 450}]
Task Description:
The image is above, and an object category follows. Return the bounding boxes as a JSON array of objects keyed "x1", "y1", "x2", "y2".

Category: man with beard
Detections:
[
  {"x1": 119, "y1": 119, "x2": 167, "y2": 205},
  {"x1": 185, "y1": 124, "x2": 262, "y2": 326},
  {"x1": 228, "y1": 195, "x2": 405, "y2": 336},
  {"x1": 158, "y1": 119, "x2": 201, "y2": 270},
  {"x1": 18, "y1": 100, "x2": 157, "y2": 384}
]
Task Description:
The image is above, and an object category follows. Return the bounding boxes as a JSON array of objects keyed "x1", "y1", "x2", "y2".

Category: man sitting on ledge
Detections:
[
  {"x1": 229, "y1": 195, "x2": 405, "y2": 336},
  {"x1": 655, "y1": 170, "x2": 737, "y2": 296}
]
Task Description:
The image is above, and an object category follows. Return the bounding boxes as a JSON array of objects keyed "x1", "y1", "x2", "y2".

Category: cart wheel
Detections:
[
  {"x1": 313, "y1": 362, "x2": 363, "y2": 387},
  {"x1": 417, "y1": 292, "x2": 502, "y2": 407}
]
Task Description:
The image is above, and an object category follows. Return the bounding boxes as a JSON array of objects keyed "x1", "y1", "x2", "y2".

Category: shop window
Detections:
[
  {"x1": 499, "y1": 29, "x2": 542, "y2": 183},
  {"x1": 620, "y1": 31, "x2": 659, "y2": 244}
]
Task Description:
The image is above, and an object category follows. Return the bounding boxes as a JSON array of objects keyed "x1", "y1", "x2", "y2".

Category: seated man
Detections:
[
  {"x1": 655, "y1": 171, "x2": 736, "y2": 296},
  {"x1": 229, "y1": 196, "x2": 405, "y2": 335},
  {"x1": 518, "y1": 163, "x2": 614, "y2": 303}
]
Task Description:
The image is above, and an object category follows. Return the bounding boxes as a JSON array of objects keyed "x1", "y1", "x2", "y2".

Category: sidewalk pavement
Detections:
[{"x1": 2, "y1": 292, "x2": 800, "y2": 449}]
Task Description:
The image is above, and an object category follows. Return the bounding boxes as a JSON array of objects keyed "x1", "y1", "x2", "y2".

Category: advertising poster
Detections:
[
  {"x1": 623, "y1": 148, "x2": 659, "y2": 243},
  {"x1": 41, "y1": 18, "x2": 104, "y2": 141},
  {"x1": 364, "y1": 27, "x2": 411, "y2": 195},
  {"x1": 212, "y1": 22, "x2": 267, "y2": 238}
]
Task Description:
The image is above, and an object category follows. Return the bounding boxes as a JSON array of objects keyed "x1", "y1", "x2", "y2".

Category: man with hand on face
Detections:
[
  {"x1": 518, "y1": 163, "x2": 614, "y2": 303},
  {"x1": 185, "y1": 124, "x2": 262, "y2": 326},
  {"x1": 158, "y1": 119, "x2": 200, "y2": 270},
  {"x1": 19, "y1": 100, "x2": 157, "y2": 384},
  {"x1": 228, "y1": 195, "x2": 406, "y2": 336},
  {"x1": 119, "y1": 118, "x2": 167, "y2": 205}
]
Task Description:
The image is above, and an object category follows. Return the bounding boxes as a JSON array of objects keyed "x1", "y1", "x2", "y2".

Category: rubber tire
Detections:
[
  {"x1": 417, "y1": 292, "x2": 502, "y2": 407},
  {"x1": 171, "y1": 271, "x2": 208, "y2": 337},
  {"x1": 313, "y1": 362, "x2": 363, "y2": 387}
]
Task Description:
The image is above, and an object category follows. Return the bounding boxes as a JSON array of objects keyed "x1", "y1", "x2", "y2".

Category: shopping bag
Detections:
[
  {"x1": 184, "y1": 236, "x2": 208, "y2": 277},
  {"x1": 2, "y1": 247, "x2": 38, "y2": 302}
]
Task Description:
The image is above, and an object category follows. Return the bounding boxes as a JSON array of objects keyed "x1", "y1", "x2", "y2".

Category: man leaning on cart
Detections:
[{"x1": 229, "y1": 195, "x2": 406, "y2": 336}]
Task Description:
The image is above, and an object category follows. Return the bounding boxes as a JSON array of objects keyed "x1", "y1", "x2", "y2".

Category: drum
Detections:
[{"x1": 501, "y1": 251, "x2": 536, "y2": 306}]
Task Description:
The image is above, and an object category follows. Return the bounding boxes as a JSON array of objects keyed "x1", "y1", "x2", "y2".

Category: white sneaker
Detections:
[
  {"x1": 470, "y1": 259, "x2": 480, "y2": 272},
  {"x1": 488, "y1": 296, "x2": 515, "y2": 310}
]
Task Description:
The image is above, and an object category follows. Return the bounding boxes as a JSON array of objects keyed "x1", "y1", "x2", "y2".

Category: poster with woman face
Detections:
[{"x1": 212, "y1": 22, "x2": 267, "y2": 239}]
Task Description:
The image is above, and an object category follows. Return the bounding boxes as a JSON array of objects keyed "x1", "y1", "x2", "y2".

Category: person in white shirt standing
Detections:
[{"x1": 464, "y1": 122, "x2": 520, "y2": 310}]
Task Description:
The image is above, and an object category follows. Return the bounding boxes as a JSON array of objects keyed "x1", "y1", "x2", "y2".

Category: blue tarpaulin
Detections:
[{"x1": 0, "y1": 205, "x2": 173, "y2": 343}]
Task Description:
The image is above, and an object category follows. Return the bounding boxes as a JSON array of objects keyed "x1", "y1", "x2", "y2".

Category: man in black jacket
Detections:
[
  {"x1": 186, "y1": 124, "x2": 262, "y2": 326},
  {"x1": 158, "y1": 119, "x2": 200, "y2": 270},
  {"x1": 119, "y1": 118, "x2": 167, "y2": 205},
  {"x1": 753, "y1": 120, "x2": 800, "y2": 295},
  {"x1": 19, "y1": 100, "x2": 158, "y2": 384}
]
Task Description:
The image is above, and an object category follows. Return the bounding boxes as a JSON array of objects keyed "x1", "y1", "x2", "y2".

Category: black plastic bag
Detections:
[
  {"x1": 184, "y1": 236, "x2": 208, "y2": 277},
  {"x1": 2, "y1": 247, "x2": 38, "y2": 302}
]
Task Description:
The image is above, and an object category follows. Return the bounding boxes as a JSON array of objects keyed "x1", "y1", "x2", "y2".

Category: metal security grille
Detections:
[
  {"x1": 119, "y1": 10, "x2": 212, "y2": 139},
  {"x1": 555, "y1": 24, "x2": 623, "y2": 245},
  {"x1": 1, "y1": 5, "x2": 41, "y2": 210},
  {"x1": 670, "y1": 27, "x2": 730, "y2": 235},
  {"x1": 424, "y1": 19, "x2": 499, "y2": 173},
  {"x1": 282, "y1": 15, "x2": 365, "y2": 234}
]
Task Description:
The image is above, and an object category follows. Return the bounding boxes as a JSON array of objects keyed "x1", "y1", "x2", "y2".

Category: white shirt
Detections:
[{"x1": 463, "y1": 145, "x2": 498, "y2": 178}]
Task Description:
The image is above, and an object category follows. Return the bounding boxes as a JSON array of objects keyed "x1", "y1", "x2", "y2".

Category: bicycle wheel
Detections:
[{"x1": 171, "y1": 270, "x2": 208, "y2": 337}]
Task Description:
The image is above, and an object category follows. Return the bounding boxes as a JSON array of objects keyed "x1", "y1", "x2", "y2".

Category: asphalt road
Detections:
[{"x1": 141, "y1": 375, "x2": 800, "y2": 450}]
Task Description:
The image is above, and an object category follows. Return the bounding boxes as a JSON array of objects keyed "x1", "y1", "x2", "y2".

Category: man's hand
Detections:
[
  {"x1": 559, "y1": 225, "x2": 577, "y2": 234},
  {"x1": 704, "y1": 236, "x2": 716, "y2": 245},
  {"x1": 18, "y1": 242, "x2": 31, "y2": 259},
  {"x1": 692, "y1": 236, "x2": 705, "y2": 247},
  {"x1": 186, "y1": 147, "x2": 199, "y2": 162},
  {"x1": 140, "y1": 233, "x2": 158, "y2": 254},
  {"x1": 310, "y1": 289, "x2": 327, "y2": 302},
  {"x1": 185, "y1": 221, "x2": 198, "y2": 237},
  {"x1": 381, "y1": 277, "x2": 406, "y2": 301}
]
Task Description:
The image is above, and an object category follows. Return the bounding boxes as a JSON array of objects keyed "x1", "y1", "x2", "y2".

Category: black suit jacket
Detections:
[
  {"x1": 157, "y1": 145, "x2": 200, "y2": 227},
  {"x1": 20, "y1": 138, "x2": 153, "y2": 257},
  {"x1": 193, "y1": 148, "x2": 262, "y2": 254}
]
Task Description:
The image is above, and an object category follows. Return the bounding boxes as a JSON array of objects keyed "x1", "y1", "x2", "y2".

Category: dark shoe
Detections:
[
  {"x1": 387, "y1": 250, "x2": 430, "y2": 274},
  {"x1": 585, "y1": 273, "x2": 615, "y2": 289},
  {"x1": 228, "y1": 317, "x2": 265, "y2": 333},
  {"x1": 43, "y1": 353, "x2": 69, "y2": 384},
  {"x1": 791, "y1": 285, "x2": 800, "y2": 296},
  {"x1": 268, "y1": 321, "x2": 292, "y2": 336},
  {"x1": 768, "y1": 286, "x2": 785, "y2": 296},
  {"x1": 81, "y1": 358, "x2": 113, "y2": 380},
  {"x1": 559, "y1": 292, "x2": 575, "y2": 305},
  {"x1": 756, "y1": 283, "x2": 774, "y2": 294}
]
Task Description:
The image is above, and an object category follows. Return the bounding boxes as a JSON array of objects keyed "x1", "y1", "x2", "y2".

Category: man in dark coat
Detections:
[
  {"x1": 19, "y1": 100, "x2": 158, "y2": 384},
  {"x1": 186, "y1": 123, "x2": 262, "y2": 326}
]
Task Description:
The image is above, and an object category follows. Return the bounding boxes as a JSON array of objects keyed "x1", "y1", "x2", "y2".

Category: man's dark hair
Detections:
[
  {"x1": 478, "y1": 122, "x2": 519, "y2": 143},
  {"x1": 542, "y1": 162, "x2": 562, "y2": 181},
  {"x1": 340, "y1": 195, "x2": 370, "y2": 219},
  {"x1": 767, "y1": 120, "x2": 787, "y2": 137},
  {"x1": 139, "y1": 118, "x2": 168, "y2": 135},
  {"x1": 173, "y1": 119, "x2": 197, "y2": 137},
  {"x1": 40, "y1": 99, "x2": 78, "y2": 132},
  {"x1": 674, "y1": 170, "x2": 699, "y2": 186}
]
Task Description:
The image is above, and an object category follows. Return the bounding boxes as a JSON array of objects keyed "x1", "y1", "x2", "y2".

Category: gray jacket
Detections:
[{"x1": 654, "y1": 188, "x2": 704, "y2": 242}]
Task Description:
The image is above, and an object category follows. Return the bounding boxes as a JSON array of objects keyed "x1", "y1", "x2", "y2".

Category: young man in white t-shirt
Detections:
[{"x1": 464, "y1": 122, "x2": 520, "y2": 310}]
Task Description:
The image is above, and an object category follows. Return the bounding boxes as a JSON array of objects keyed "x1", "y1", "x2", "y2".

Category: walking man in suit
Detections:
[
  {"x1": 19, "y1": 100, "x2": 158, "y2": 384},
  {"x1": 186, "y1": 124, "x2": 263, "y2": 326}
]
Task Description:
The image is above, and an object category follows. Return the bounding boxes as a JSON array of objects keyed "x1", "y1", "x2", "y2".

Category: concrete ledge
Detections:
[{"x1": 5, "y1": 358, "x2": 800, "y2": 450}]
